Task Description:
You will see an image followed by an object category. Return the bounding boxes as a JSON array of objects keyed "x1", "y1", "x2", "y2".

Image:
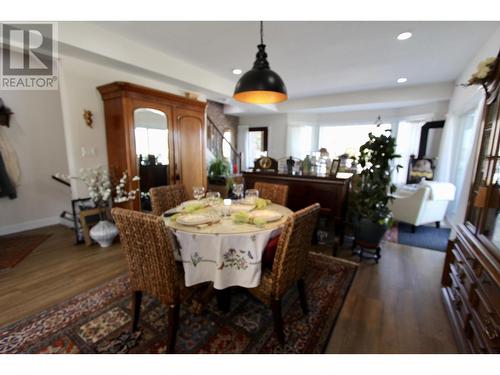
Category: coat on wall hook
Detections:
[
  {"x1": 83, "y1": 110, "x2": 93, "y2": 128},
  {"x1": 0, "y1": 99, "x2": 14, "y2": 127}
]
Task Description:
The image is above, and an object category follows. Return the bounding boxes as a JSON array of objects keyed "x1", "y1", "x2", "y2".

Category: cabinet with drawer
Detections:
[{"x1": 442, "y1": 224, "x2": 500, "y2": 353}]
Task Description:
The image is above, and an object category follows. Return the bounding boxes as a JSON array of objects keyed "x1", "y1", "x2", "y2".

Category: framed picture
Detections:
[{"x1": 329, "y1": 159, "x2": 340, "y2": 177}]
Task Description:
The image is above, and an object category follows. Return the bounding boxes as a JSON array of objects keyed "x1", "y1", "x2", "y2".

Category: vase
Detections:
[{"x1": 90, "y1": 220, "x2": 118, "y2": 248}]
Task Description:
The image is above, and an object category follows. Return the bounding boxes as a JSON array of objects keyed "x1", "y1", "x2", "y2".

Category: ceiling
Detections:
[{"x1": 94, "y1": 21, "x2": 499, "y2": 101}]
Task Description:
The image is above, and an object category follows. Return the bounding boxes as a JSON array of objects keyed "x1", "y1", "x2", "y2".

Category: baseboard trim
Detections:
[{"x1": 0, "y1": 216, "x2": 62, "y2": 236}]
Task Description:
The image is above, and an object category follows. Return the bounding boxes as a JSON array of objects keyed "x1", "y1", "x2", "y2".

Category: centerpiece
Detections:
[{"x1": 56, "y1": 167, "x2": 140, "y2": 247}]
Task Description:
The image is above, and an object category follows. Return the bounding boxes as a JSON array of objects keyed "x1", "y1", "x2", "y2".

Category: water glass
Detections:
[
  {"x1": 233, "y1": 183, "x2": 244, "y2": 199},
  {"x1": 193, "y1": 186, "x2": 205, "y2": 200},
  {"x1": 245, "y1": 189, "x2": 259, "y2": 204},
  {"x1": 206, "y1": 191, "x2": 221, "y2": 206}
]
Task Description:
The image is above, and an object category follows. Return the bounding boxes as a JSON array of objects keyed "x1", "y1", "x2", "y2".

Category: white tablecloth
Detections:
[{"x1": 164, "y1": 204, "x2": 292, "y2": 290}]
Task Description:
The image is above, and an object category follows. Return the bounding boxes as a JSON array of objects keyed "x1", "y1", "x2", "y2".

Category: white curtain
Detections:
[
  {"x1": 394, "y1": 121, "x2": 424, "y2": 185},
  {"x1": 446, "y1": 98, "x2": 485, "y2": 225},
  {"x1": 286, "y1": 124, "x2": 314, "y2": 159}
]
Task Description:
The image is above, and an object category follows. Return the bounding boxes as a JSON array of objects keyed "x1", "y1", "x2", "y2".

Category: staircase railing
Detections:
[{"x1": 207, "y1": 116, "x2": 242, "y2": 173}]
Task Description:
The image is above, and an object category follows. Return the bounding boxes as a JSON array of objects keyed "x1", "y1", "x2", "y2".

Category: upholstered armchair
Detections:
[{"x1": 389, "y1": 181, "x2": 456, "y2": 231}]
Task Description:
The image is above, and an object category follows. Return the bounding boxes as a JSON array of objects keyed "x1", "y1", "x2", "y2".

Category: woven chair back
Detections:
[
  {"x1": 150, "y1": 185, "x2": 188, "y2": 216},
  {"x1": 271, "y1": 203, "x2": 320, "y2": 298},
  {"x1": 112, "y1": 207, "x2": 179, "y2": 305}
]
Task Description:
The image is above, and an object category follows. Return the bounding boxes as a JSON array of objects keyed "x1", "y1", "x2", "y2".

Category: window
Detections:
[
  {"x1": 222, "y1": 129, "x2": 232, "y2": 159},
  {"x1": 134, "y1": 127, "x2": 169, "y2": 165},
  {"x1": 318, "y1": 123, "x2": 392, "y2": 159},
  {"x1": 287, "y1": 125, "x2": 314, "y2": 159}
]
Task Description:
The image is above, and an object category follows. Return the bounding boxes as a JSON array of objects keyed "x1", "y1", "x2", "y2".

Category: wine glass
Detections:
[
  {"x1": 206, "y1": 191, "x2": 221, "y2": 206},
  {"x1": 245, "y1": 189, "x2": 259, "y2": 204},
  {"x1": 193, "y1": 186, "x2": 205, "y2": 201},
  {"x1": 233, "y1": 183, "x2": 244, "y2": 200}
]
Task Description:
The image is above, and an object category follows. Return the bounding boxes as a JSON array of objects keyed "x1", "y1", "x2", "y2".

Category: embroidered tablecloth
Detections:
[{"x1": 164, "y1": 203, "x2": 292, "y2": 289}]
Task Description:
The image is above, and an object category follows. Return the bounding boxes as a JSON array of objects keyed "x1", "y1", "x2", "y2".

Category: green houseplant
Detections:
[
  {"x1": 208, "y1": 155, "x2": 231, "y2": 185},
  {"x1": 350, "y1": 126, "x2": 401, "y2": 250}
]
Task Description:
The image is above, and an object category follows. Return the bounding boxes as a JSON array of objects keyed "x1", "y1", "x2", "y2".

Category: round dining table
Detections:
[{"x1": 164, "y1": 202, "x2": 293, "y2": 290}]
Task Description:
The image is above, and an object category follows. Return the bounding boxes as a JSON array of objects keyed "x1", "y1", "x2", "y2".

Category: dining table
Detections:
[{"x1": 163, "y1": 200, "x2": 293, "y2": 291}]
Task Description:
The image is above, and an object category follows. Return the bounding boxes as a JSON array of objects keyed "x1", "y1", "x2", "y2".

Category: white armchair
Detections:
[{"x1": 389, "y1": 181, "x2": 456, "y2": 231}]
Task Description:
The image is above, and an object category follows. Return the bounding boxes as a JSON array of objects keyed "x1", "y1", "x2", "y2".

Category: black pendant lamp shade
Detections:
[{"x1": 233, "y1": 22, "x2": 287, "y2": 104}]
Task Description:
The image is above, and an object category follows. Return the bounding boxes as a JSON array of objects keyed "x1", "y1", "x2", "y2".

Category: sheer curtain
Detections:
[
  {"x1": 447, "y1": 98, "x2": 485, "y2": 225},
  {"x1": 394, "y1": 121, "x2": 424, "y2": 185},
  {"x1": 286, "y1": 124, "x2": 314, "y2": 159}
]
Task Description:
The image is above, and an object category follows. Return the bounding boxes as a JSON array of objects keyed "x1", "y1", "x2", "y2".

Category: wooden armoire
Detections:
[
  {"x1": 441, "y1": 52, "x2": 500, "y2": 354},
  {"x1": 98, "y1": 82, "x2": 207, "y2": 211}
]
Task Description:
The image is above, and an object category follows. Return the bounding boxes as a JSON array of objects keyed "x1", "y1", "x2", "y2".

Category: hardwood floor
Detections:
[
  {"x1": 0, "y1": 225, "x2": 127, "y2": 326},
  {"x1": 326, "y1": 240, "x2": 458, "y2": 353},
  {"x1": 0, "y1": 225, "x2": 457, "y2": 353}
]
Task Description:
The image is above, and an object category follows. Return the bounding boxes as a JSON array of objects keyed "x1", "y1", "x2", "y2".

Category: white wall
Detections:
[
  {"x1": 58, "y1": 53, "x2": 202, "y2": 198},
  {"x1": 0, "y1": 90, "x2": 71, "y2": 235}
]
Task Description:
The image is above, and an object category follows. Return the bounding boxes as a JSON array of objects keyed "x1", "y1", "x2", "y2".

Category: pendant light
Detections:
[{"x1": 233, "y1": 21, "x2": 288, "y2": 104}]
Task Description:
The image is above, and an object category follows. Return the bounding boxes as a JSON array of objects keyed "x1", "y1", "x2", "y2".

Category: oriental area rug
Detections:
[{"x1": 0, "y1": 252, "x2": 357, "y2": 354}]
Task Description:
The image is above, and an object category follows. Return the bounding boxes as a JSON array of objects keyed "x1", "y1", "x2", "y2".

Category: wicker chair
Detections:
[
  {"x1": 111, "y1": 207, "x2": 185, "y2": 353},
  {"x1": 150, "y1": 184, "x2": 188, "y2": 216},
  {"x1": 249, "y1": 203, "x2": 320, "y2": 344},
  {"x1": 254, "y1": 182, "x2": 289, "y2": 206}
]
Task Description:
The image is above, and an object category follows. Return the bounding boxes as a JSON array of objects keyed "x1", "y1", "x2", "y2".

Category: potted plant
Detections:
[
  {"x1": 207, "y1": 155, "x2": 232, "y2": 197},
  {"x1": 349, "y1": 126, "x2": 401, "y2": 260}
]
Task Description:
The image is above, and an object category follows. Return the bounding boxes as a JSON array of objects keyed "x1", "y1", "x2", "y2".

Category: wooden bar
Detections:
[{"x1": 242, "y1": 172, "x2": 351, "y2": 243}]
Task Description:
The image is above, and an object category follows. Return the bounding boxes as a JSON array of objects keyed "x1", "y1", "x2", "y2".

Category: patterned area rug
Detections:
[
  {"x1": 0, "y1": 234, "x2": 51, "y2": 269},
  {"x1": 0, "y1": 252, "x2": 357, "y2": 354}
]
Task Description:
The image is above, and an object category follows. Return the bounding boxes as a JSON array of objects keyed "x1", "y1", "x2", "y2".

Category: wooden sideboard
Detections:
[
  {"x1": 441, "y1": 224, "x2": 500, "y2": 353},
  {"x1": 242, "y1": 172, "x2": 351, "y2": 242}
]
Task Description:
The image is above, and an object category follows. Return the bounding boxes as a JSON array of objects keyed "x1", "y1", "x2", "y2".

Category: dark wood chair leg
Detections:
[
  {"x1": 166, "y1": 304, "x2": 180, "y2": 353},
  {"x1": 131, "y1": 290, "x2": 142, "y2": 332},
  {"x1": 411, "y1": 225, "x2": 416, "y2": 233},
  {"x1": 297, "y1": 279, "x2": 309, "y2": 315},
  {"x1": 435, "y1": 221, "x2": 440, "y2": 229},
  {"x1": 375, "y1": 247, "x2": 381, "y2": 264},
  {"x1": 215, "y1": 288, "x2": 231, "y2": 313},
  {"x1": 271, "y1": 299, "x2": 285, "y2": 345}
]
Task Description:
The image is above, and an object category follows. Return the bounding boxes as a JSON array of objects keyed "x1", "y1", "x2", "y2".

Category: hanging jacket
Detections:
[{"x1": 0, "y1": 151, "x2": 16, "y2": 199}]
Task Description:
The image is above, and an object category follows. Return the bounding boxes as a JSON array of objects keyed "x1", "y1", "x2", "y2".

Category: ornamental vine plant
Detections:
[{"x1": 350, "y1": 127, "x2": 401, "y2": 227}]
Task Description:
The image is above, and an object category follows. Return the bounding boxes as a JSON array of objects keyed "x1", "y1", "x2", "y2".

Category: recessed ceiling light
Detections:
[
  {"x1": 397, "y1": 32, "x2": 412, "y2": 41},
  {"x1": 232, "y1": 68, "x2": 242, "y2": 75},
  {"x1": 397, "y1": 77, "x2": 408, "y2": 83}
]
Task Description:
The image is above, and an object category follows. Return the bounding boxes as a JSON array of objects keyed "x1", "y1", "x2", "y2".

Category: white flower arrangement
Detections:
[{"x1": 54, "y1": 167, "x2": 140, "y2": 207}]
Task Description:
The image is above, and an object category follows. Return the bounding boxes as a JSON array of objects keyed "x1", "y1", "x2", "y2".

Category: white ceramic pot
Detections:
[{"x1": 90, "y1": 220, "x2": 118, "y2": 248}]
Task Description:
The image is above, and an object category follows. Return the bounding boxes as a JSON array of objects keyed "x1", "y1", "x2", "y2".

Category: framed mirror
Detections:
[{"x1": 133, "y1": 108, "x2": 169, "y2": 211}]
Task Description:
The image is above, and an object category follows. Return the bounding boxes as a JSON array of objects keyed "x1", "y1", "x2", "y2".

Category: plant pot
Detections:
[
  {"x1": 352, "y1": 218, "x2": 387, "y2": 247},
  {"x1": 90, "y1": 220, "x2": 118, "y2": 248}
]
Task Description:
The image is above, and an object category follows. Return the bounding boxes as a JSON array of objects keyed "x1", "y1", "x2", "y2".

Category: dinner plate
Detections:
[
  {"x1": 176, "y1": 213, "x2": 214, "y2": 226},
  {"x1": 250, "y1": 210, "x2": 283, "y2": 222},
  {"x1": 230, "y1": 203, "x2": 255, "y2": 213},
  {"x1": 180, "y1": 199, "x2": 206, "y2": 208}
]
